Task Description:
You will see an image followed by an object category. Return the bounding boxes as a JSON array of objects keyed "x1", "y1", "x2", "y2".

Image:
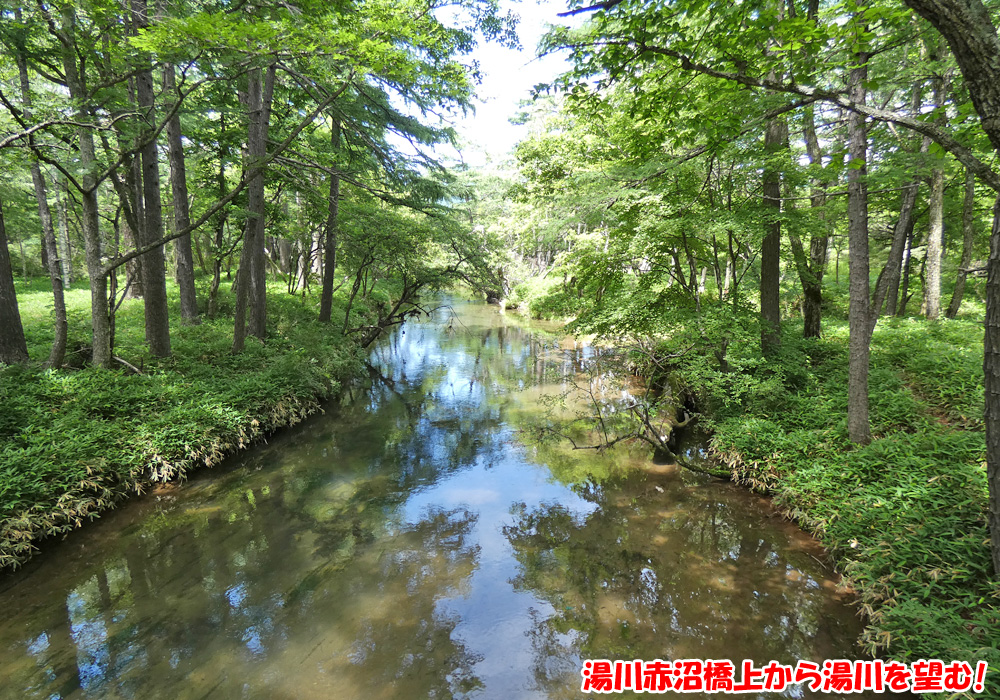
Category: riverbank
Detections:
[
  {"x1": 508, "y1": 284, "x2": 997, "y2": 696},
  {"x1": 698, "y1": 318, "x2": 997, "y2": 696},
  {"x1": 0, "y1": 279, "x2": 366, "y2": 571}
]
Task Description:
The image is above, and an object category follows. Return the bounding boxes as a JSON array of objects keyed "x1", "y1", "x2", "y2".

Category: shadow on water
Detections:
[{"x1": 0, "y1": 298, "x2": 904, "y2": 699}]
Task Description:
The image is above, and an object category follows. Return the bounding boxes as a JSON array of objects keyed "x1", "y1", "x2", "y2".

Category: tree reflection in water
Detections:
[
  {"x1": 504, "y1": 469, "x2": 875, "y2": 699},
  {"x1": 0, "y1": 300, "x2": 875, "y2": 700}
]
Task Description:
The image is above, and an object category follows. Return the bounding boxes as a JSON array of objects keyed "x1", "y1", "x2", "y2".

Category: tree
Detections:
[
  {"x1": 923, "y1": 42, "x2": 950, "y2": 320},
  {"x1": 760, "y1": 115, "x2": 784, "y2": 357},
  {"x1": 318, "y1": 117, "x2": 342, "y2": 324},
  {"x1": 845, "y1": 5, "x2": 873, "y2": 445},
  {"x1": 791, "y1": 103, "x2": 834, "y2": 339},
  {"x1": 947, "y1": 167, "x2": 978, "y2": 318},
  {"x1": 164, "y1": 63, "x2": 199, "y2": 324},
  {"x1": 0, "y1": 199, "x2": 29, "y2": 364},
  {"x1": 232, "y1": 62, "x2": 277, "y2": 352},
  {"x1": 901, "y1": 0, "x2": 1000, "y2": 577},
  {"x1": 12, "y1": 12, "x2": 67, "y2": 368},
  {"x1": 538, "y1": 0, "x2": 1000, "y2": 572},
  {"x1": 130, "y1": 0, "x2": 171, "y2": 357}
]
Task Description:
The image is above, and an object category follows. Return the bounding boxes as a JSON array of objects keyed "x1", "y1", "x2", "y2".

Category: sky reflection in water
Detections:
[{"x1": 0, "y1": 300, "x2": 891, "y2": 699}]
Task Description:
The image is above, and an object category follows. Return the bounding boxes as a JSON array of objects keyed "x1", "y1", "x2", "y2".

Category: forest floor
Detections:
[
  {"x1": 705, "y1": 316, "x2": 998, "y2": 696},
  {"x1": 0, "y1": 277, "x2": 366, "y2": 571}
]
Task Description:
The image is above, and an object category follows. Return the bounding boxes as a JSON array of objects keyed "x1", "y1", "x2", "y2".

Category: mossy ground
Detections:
[{"x1": 1, "y1": 276, "x2": 366, "y2": 570}]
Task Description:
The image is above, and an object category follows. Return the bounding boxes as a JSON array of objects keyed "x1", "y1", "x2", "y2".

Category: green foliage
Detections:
[
  {"x1": 0, "y1": 279, "x2": 365, "y2": 570},
  {"x1": 703, "y1": 318, "x2": 998, "y2": 697},
  {"x1": 873, "y1": 318, "x2": 985, "y2": 429}
]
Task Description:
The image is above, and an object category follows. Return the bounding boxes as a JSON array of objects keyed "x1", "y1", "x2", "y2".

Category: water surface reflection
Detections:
[{"x1": 0, "y1": 300, "x2": 889, "y2": 698}]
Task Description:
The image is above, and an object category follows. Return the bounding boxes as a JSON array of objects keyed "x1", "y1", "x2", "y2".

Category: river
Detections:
[{"x1": 0, "y1": 299, "x2": 888, "y2": 699}]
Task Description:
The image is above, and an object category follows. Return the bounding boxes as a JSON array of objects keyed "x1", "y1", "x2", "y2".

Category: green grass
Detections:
[
  {"x1": 704, "y1": 318, "x2": 998, "y2": 698},
  {"x1": 1, "y1": 276, "x2": 366, "y2": 569}
]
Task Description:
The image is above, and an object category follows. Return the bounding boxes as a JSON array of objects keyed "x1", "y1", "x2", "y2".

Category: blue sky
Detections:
[{"x1": 449, "y1": 0, "x2": 578, "y2": 167}]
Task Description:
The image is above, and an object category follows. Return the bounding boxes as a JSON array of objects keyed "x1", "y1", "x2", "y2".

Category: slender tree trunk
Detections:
[
  {"x1": 60, "y1": 6, "x2": 112, "y2": 368},
  {"x1": 986, "y1": 193, "x2": 1000, "y2": 577},
  {"x1": 901, "y1": 0, "x2": 1000, "y2": 573},
  {"x1": 947, "y1": 168, "x2": 976, "y2": 318},
  {"x1": 249, "y1": 65, "x2": 276, "y2": 340},
  {"x1": 311, "y1": 229, "x2": 323, "y2": 278},
  {"x1": 208, "y1": 216, "x2": 226, "y2": 320},
  {"x1": 794, "y1": 104, "x2": 830, "y2": 338},
  {"x1": 885, "y1": 187, "x2": 919, "y2": 316},
  {"x1": 232, "y1": 69, "x2": 259, "y2": 352},
  {"x1": 15, "y1": 34, "x2": 67, "y2": 368},
  {"x1": 56, "y1": 181, "x2": 72, "y2": 285},
  {"x1": 131, "y1": 0, "x2": 171, "y2": 357},
  {"x1": 116, "y1": 151, "x2": 144, "y2": 299},
  {"x1": 233, "y1": 63, "x2": 276, "y2": 351},
  {"x1": 918, "y1": 43, "x2": 947, "y2": 319},
  {"x1": 164, "y1": 64, "x2": 199, "y2": 324},
  {"x1": 896, "y1": 223, "x2": 916, "y2": 316},
  {"x1": 761, "y1": 115, "x2": 784, "y2": 356},
  {"x1": 278, "y1": 238, "x2": 292, "y2": 275},
  {"x1": 37, "y1": 231, "x2": 46, "y2": 276},
  {"x1": 846, "y1": 24, "x2": 872, "y2": 445},
  {"x1": 0, "y1": 200, "x2": 29, "y2": 364},
  {"x1": 120, "y1": 209, "x2": 144, "y2": 299},
  {"x1": 925, "y1": 164, "x2": 945, "y2": 318},
  {"x1": 319, "y1": 119, "x2": 341, "y2": 323},
  {"x1": 297, "y1": 239, "x2": 311, "y2": 292},
  {"x1": 872, "y1": 183, "x2": 920, "y2": 326}
]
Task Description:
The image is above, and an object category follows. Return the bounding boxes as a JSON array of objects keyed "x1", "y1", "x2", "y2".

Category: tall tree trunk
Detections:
[
  {"x1": 311, "y1": 229, "x2": 323, "y2": 278},
  {"x1": 131, "y1": 0, "x2": 171, "y2": 357},
  {"x1": 297, "y1": 239, "x2": 311, "y2": 292},
  {"x1": 38, "y1": 230, "x2": 47, "y2": 276},
  {"x1": 885, "y1": 186, "x2": 919, "y2": 316},
  {"x1": 986, "y1": 192, "x2": 1000, "y2": 577},
  {"x1": 14, "y1": 30, "x2": 67, "y2": 368},
  {"x1": 846, "y1": 20, "x2": 872, "y2": 445},
  {"x1": 947, "y1": 168, "x2": 976, "y2": 318},
  {"x1": 895, "y1": 223, "x2": 916, "y2": 316},
  {"x1": 278, "y1": 237, "x2": 292, "y2": 275},
  {"x1": 901, "y1": 0, "x2": 1000, "y2": 575},
  {"x1": 760, "y1": 116, "x2": 784, "y2": 356},
  {"x1": 924, "y1": 164, "x2": 945, "y2": 318},
  {"x1": 872, "y1": 183, "x2": 920, "y2": 325},
  {"x1": 233, "y1": 63, "x2": 276, "y2": 351},
  {"x1": 922, "y1": 43, "x2": 949, "y2": 319},
  {"x1": 249, "y1": 64, "x2": 276, "y2": 340},
  {"x1": 164, "y1": 64, "x2": 199, "y2": 324},
  {"x1": 120, "y1": 205, "x2": 144, "y2": 299},
  {"x1": 60, "y1": 6, "x2": 112, "y2": 368},
  {"x1": 117, "y1": 150, "x2": 144, "y2": 299},
  {"x1": 793, "y1": 104, "x2": 830, "y2": 338},
  {"x1": 319, "y1": 119, "x2": 341, "y2": 323},
  {"x1": 0, "y1": 200, "x2": 29, "y2": 364},
  {"x1": 56, "y1": 180, "x2": 72, "y2": 285}
]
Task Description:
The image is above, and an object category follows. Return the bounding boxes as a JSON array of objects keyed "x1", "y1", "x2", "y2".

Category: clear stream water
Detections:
[{"x1": 0, "y1": 299, "x2": 892, "y2": 699}]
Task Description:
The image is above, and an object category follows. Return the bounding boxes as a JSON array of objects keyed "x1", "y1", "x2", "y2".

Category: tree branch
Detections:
[{"x1": 102, "y1": 75, "x2": 353, "y2": 275}]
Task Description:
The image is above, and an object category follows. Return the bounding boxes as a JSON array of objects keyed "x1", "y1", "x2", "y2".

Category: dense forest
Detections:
[{"x1": 2, "y1": 0, "x2": 1000, "y2": 693}]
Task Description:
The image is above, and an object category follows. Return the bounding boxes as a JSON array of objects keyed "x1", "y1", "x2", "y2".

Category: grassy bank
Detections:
[
  {"x1": 0, "y1": 278, "x2": 366, "y2": 570},
  {"x1": 511, "y1": 278, "x2": 998, "y2": 695},
  {"x1": 704, "y1": 318, "x2": 998, "y2": 697}
]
